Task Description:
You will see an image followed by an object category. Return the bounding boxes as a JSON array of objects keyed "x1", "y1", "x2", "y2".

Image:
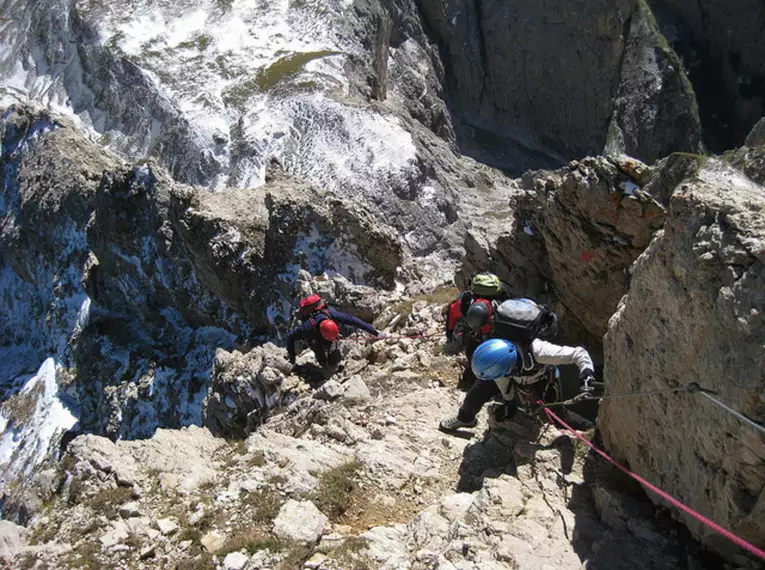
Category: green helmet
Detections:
[{"x1": 472, "y1": 273, "x2": 502, "y2": 297}]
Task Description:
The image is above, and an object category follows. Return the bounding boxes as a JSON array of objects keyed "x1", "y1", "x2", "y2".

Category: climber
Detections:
[
  {"x1": 444, "y1": 273, "x2": 511, "y2": 346},
  {"x1": 440, "y1": 299, "x2": 594, "y2": 432},
  {"x1": 287, "y1": 294, "x2": 379, "y2": 378},
  {"x1": 443, "y1": 273, "x2": 511, "y2": 387}
]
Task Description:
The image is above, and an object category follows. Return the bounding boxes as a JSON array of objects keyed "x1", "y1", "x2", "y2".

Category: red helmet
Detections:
[
  {"x1": 318, "y1": 319, "x2": 339, "y2": 341},
  {"x1": 299, "y1": 294, "x2": 325, "y2": 315}
]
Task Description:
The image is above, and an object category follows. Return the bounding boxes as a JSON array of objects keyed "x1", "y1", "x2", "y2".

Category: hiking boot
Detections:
[{"x1": 439, "y1": 415, "x2": 478, "y2": 432}]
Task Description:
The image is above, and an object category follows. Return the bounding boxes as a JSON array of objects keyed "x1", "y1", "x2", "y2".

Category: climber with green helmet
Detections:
[{"x1": 443, "y1": 273, "x2": 511, "y2": 388}]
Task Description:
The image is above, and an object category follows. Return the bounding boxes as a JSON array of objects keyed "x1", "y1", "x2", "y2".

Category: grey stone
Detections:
[
  {"x1": 314, "y1": 380, "x2": 345, "y2": 402},
  {"x1": 201, "y1": 530, "x2": 226, "y2": 554},
  {"x1": 222, "y1": 551, "x2": 250, "y2": 570},
  {"x1": 273, "y1": 500, "x2": 328, "y2": 544},
  {"x1": 155, "y1": 518, "x2": 179, "y2": 536},
  {"x1": 139, "y1": 544, "x2": 156, "y2": 560},
  {"x1": 0, "y1": 520, "x2": 28, "y2": 559},
  {"x1": 343, "y1": 376, "x2": 372, "y2": 403},
  {"x1": 119, "y1": 501, "x2": 141, "y2": 518},
  {"x1": 99, "y1": 521, "x2": 130, "y2": 548}
]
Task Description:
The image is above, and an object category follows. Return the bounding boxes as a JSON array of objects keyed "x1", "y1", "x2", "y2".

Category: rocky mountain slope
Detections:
[
  {"x1": 1, "y1": 0, "x2": 765, "y2": 569},
  {"x1": 0, "y1": 300, "x2": 730, "y2": 570}
]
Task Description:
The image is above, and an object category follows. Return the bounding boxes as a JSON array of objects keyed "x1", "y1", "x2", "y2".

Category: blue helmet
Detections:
[{"x1": 471, "y1": 338, "x2": 518, "y2": 381}]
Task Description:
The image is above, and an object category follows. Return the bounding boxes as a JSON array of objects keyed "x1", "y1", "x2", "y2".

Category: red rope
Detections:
[
  {"x1": 542, "y1": 405, "x2": 765, "y2": 561},
  {"x1": 335, "y1": 333, "x2": 439, "y2": 343}
]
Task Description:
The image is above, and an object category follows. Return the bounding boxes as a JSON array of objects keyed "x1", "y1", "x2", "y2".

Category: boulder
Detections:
[
  {"x1": 343, "y1": 376, "x2": 372, "y2": 403},
  {"x1": 201, "y1": 530, "x2": 226, "y2": 553},
  {"x1": 204, "y1": 345, "x2": 292, "y2": 438},
  {"x1": 99, "y1": 521, "x2": 130, "y2": 548},
  {"x1": 0, "y1": 520, "x2": 28, "y2": 559},
  {"x1": 314, "y1": 380, "x2": 345, "y2": 402},
  {"x1": 273, "y1": 500, "x2": 328, "y2": 544},
  {"x1": 222, "y1": 551, "x2": 250, "y2": 570},
  {"x1": 600, "y1": 161, "x2": 765, "y2": 557},
  {"x1": 156, "y1": 518, "x2": 179, "y2": 536},
  {"x1": 68, "y1": 426, "x2": 223, "y2": 493}
]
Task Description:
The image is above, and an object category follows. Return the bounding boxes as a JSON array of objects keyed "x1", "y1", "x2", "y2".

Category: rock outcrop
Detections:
[
  {"x1": 647, "y1": 0, "x2": 765, "y2": 149},
  {"x1": 746, "y1": 119, "x2": 765, "y2": 148},
  {"x1": 416, "y1": 0, "x2": 704, "y2": 165},
  {"x1": 204, "y1": 344, "x2": 296, "y2": 439},
  {"x1": 459, "y1": 155, "x2": 666, "y2": 341},
  {"x1": 85, "y1": 161, "x2": 403, "y2": 336},
  {"x1": 600, "y1": 161, "x2": 765, "y2": 556},
  {"x1": 0, "y1": 520, "x2": 28, "y2": 559}
]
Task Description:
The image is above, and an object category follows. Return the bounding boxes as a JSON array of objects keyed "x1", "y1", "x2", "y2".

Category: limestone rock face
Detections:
[
  {"x1": 417, "y1": 0, "x2": 633, "y2": 159},
  {"x1": 605, "y1": 0, "x2": 702, "y2": 163},
  {"x1": 460, "y1": 155, "x2": 666, "y2": 341},
  {"x1": 725, "y1": 144, "x2": 765, "y2": 187},
  {"x1": 648, "y1": 0, "x2": 765, "y2": 147},
  {"x1": 84, "y1": 162, "x2": 402, "y2": 337},
  {"x1": 745, "y1": 118, "x2": 765, "y2": 148},
  {"x1": 0, "y1": 520, "x2": 28, "y2": 559},
  {"x1": 600, "y1": 161, "x2": 765, "y2": 556}
]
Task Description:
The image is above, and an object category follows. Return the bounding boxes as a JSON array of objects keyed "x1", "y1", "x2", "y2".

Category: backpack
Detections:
[
  {"x1": 492, "y1": 299, "x2": 558, "y2": 344},
  {"x1": 299, "y1": 294, "x2": 325, "y2": 315},
  {"x1": 471, "y1": 273, "x2": 502, "y2": 298}
]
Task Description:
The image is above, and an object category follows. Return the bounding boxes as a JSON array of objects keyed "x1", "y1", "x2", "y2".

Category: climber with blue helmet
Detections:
[{"x1": 439, "y1": 335, "x2": 595, "y2": 432}]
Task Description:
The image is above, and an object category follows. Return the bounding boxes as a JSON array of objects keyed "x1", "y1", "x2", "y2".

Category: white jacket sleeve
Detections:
[{"x1": 530, "y1": 339, "x2": 594, "y2": 375}]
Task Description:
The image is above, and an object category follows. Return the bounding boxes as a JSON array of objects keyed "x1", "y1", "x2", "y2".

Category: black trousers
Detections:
[
  {"x1": 457, "y1": 373, "x2": 592, "y2": 429},
  {"x1": 458, "y1": 334, "x2": 485, "y2": 389},
  {"x1": 313, "y1": 340, "x2": 341, "y2": 368}
]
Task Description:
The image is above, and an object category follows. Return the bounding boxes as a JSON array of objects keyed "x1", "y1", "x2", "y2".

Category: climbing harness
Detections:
[{"x1": 542, "y1": 404, "x2": 765, "y2": 561}]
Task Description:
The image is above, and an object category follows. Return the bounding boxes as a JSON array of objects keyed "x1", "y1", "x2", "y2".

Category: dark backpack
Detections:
[{"x1": 492, "y1": 299, "x2": 558, "y2": 344}]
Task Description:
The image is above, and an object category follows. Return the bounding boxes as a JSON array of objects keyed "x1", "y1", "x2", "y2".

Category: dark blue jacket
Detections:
[{"x1": 287, "y1": 308, "x2": 378, "y2": 362}]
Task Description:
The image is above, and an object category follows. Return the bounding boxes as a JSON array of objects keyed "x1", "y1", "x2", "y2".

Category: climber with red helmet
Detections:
[{"x1": 287, "y1": 294, "x2": 379, "y2": 377}]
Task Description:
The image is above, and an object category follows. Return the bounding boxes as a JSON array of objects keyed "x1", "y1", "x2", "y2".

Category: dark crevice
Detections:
[
  {"x1": 604, "y1": 0, "x2": 640, "y2": 140},
  {"x1": 473, "y1": 0, "x2": 489, "y2": 105},
  {"x1": 647, "y1": 0, "x2": 765, "y2": 152}
]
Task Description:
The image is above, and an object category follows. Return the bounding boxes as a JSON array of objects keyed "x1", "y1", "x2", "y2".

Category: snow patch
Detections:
[
  {"x1": 619, "y1": 181, "x2": 640, "y2": 196},
  {"x1": 0, "y1": 358, "x2": 77, "y2": 479},
  {"x1": 292, "y1": 224, "x2": 372, "y2": 284}
]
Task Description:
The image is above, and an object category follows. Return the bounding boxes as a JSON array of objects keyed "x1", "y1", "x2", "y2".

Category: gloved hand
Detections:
[{"x1": 579, "y1": 369, "x2": 596, "y2": 393}]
